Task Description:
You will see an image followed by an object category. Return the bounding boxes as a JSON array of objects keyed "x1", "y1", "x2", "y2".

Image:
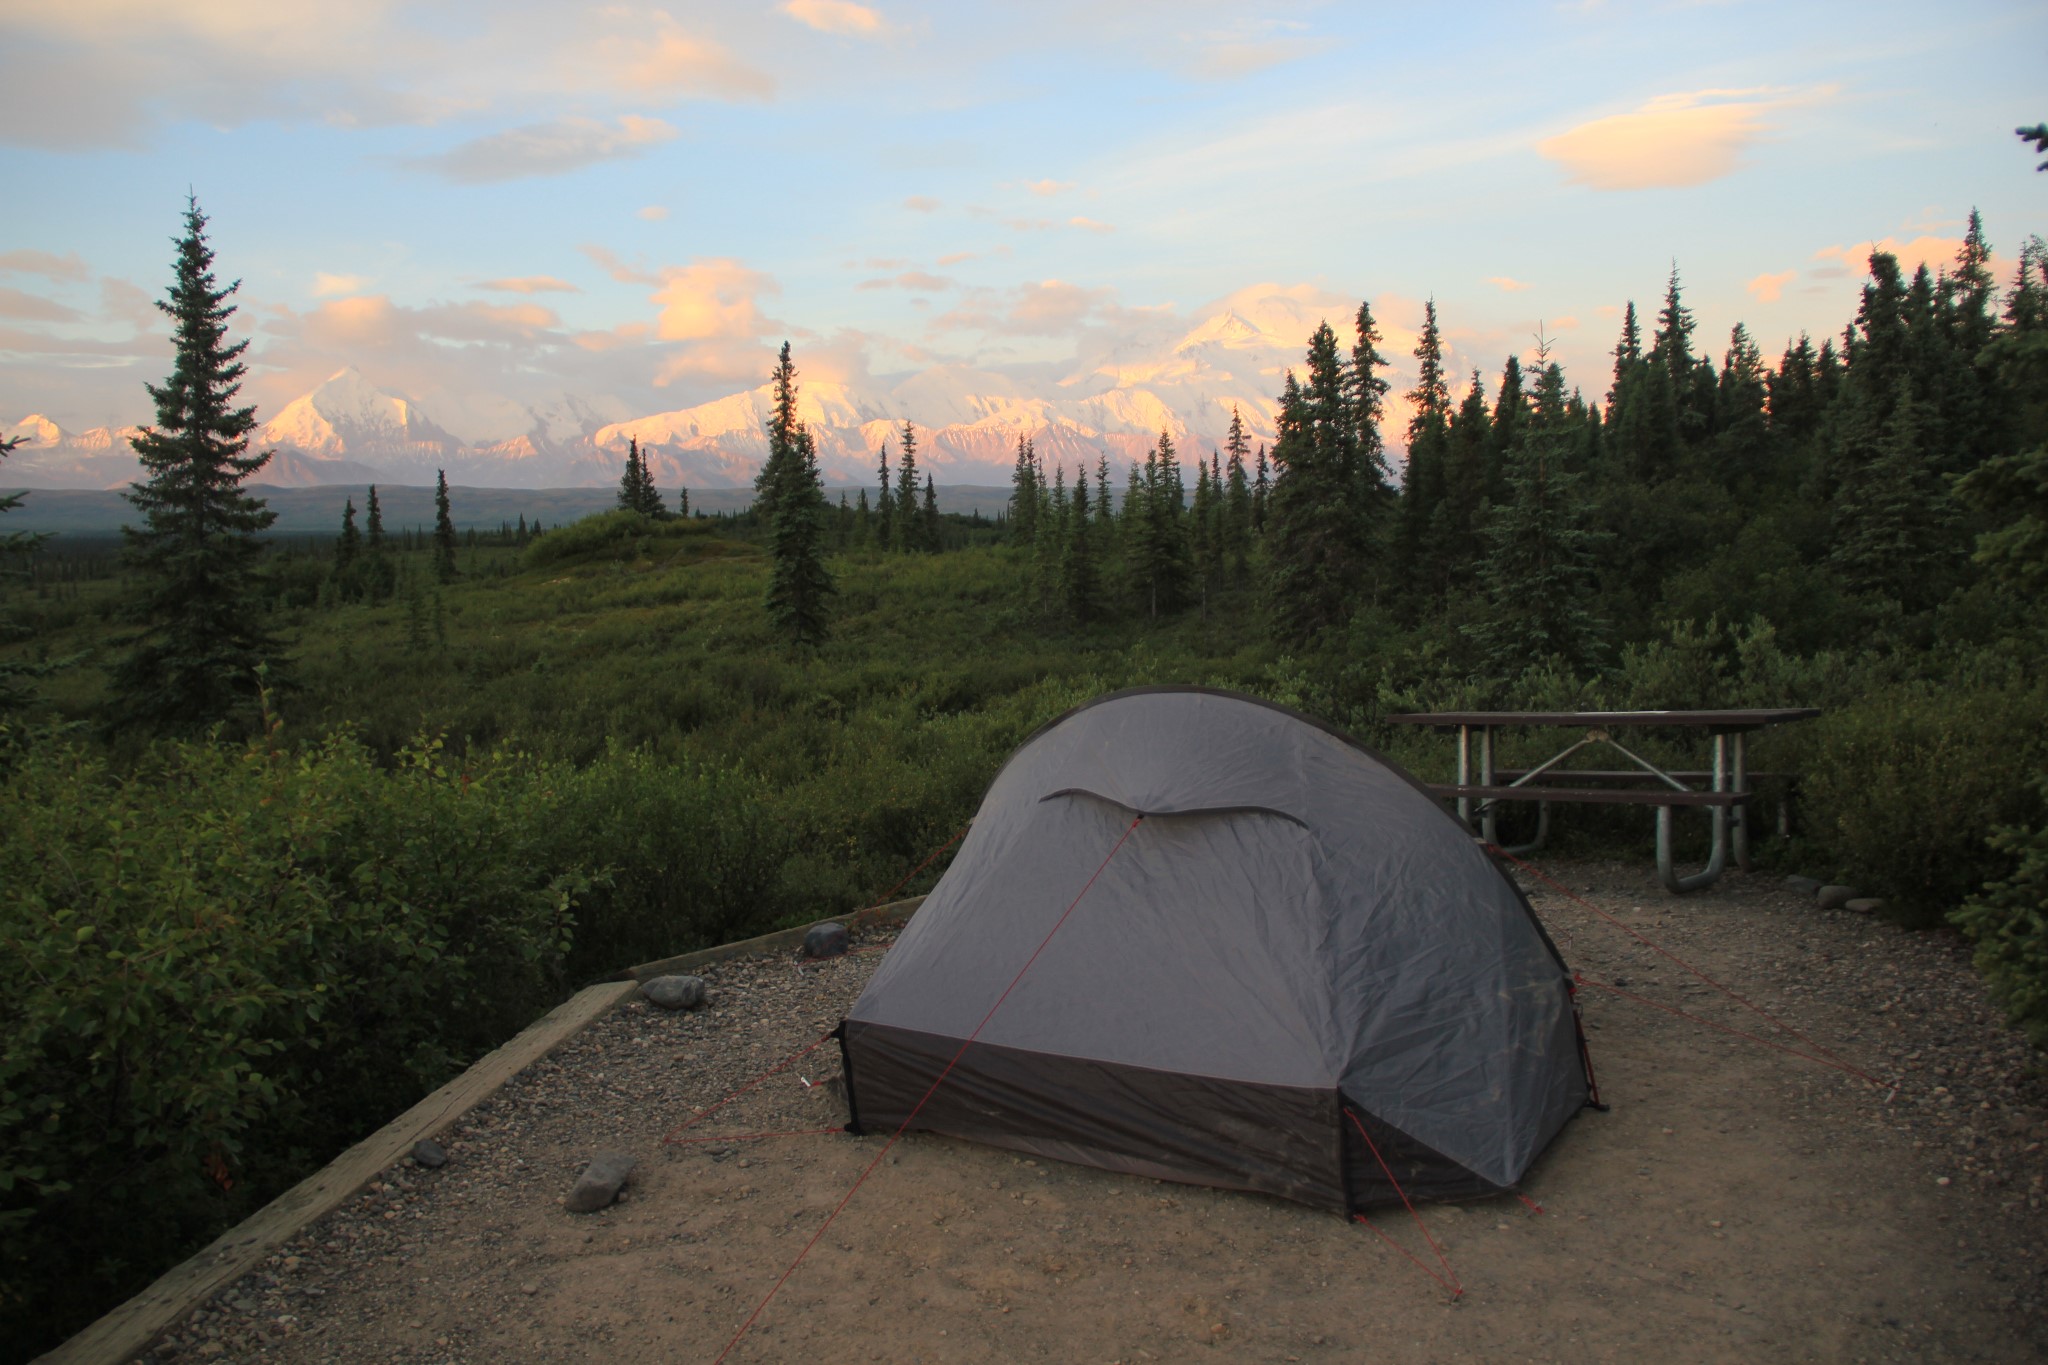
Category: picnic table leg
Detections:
[
  {"x1": 1479, "y1": 726, "x2": 1498, "y2": 847},
  {"x1": 1457, "y1": 725, "x2": 1472, "y2": 831},
  {"x1": 1657, "y1": 733, "x2": 1730, "y2": 893},
  {"x1": 1732, "y1": 732, "x2": 1751, "y2": 872}
]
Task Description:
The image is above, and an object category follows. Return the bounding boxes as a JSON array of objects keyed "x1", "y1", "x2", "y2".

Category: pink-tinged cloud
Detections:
[
  {"x1": 651, "y1": 258, "x2": 779, "y2": 345},
  {"x1": 855, "y1": 271, "x2": 956, "y2": 292},
  {"x1": 931, "y1": 279, "x2": 1120, "y2": 337},
  {"x1": 1487, "y1": 276, "x2": 1531, "y2": 292},
  {"x1": 636, "y1": 205, "x2": 670, "y2": 221},
  {"x1": 1539, "y1": 89, "x2": 1789, "y2": 191},
  {"x1": 0, "y1": 286, "x2": 81, "y2": 323},
  {"x1": 1811, "y1": 235, "x2": 1975, "y2": 280},
  {"x1": 474, "y1": 276, "x2": 580, "y2": 295},
  {"x1": 312, "y1": 273, "x2": 370, "y2": 298},
  {"x1": 580, "y1": 244, "x2": 660, "y2": 286},
  {"x1": 903, "y1": 195, "x2": 941, "y2": 213},
  {"x1": 614, "y1": 25, "x2": 775, "y2": 100},
  {"x1": 936, "y1": 250, "x2": 975, "y2": 266},
  {"x1": 1069, "y1": 216, "x2": 1115, "y2": 234},
  {"x1": 403, "y1": 115, "x2": 679, "y2": 183},
  {"x1": 0, "y1": 249, "x2": 91, "y2": 283},
  {"x1": 573, "y1": 322, "x2": 653, "y2": 353},
  {"x1": 1025, "y1": 178, "x2": 1076, "y2": 197},
  {"x1": 780, "y1": 0, "x2": 891, "y2": 39},
  {"x1": 1747, "y1": 270, "x2": 1798, "y2": 303}
]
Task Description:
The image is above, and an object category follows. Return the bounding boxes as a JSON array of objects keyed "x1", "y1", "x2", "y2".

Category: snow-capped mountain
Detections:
[{"x1": 6, "y1": 303, "x2": 1312, "y2": 492}]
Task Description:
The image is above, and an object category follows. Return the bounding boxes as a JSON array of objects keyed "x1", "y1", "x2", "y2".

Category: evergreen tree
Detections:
[
  {"x1": 617, "y1": 437, "x2": 648, "y2": 513},
  {"x1": 1266, "y1": 322, "x2": 1378, "y2": 643},
  {"x1": 894, "y1": 423, "x2": 924, "y2": 552},
  {"x1": 677, "y1": 485, "x2": 690, "y2": 517},
  {"x1": 335, "y1": 497, "x2": 360, "y2": 572},
  {"x1": 760, "y1": 342, "x2": 835, "y2": 645},
  {"x1": 855, "y1": 487, "x2": 872, "y2": 543},
  {"x1": 874, "y1": 438, "x2": 894, "y2": 550},
  {"x1": 1490, "y1": 355, "x2": 1528, "y2": 506},
  {"x1": 112, "y1": 197, "x2": 280, "y2": 731},
  {"x1": 1436, "y1": 370, "x2": 1492, "y2": 592},
  {"x1": 1189, "y1": 455, "x2": 1217, "y2": 614},
  {"x1": 1064, "y1": 464, "x2": 1102, "y2": 622},
  {"x1": 360, "y1": 483, "x2": 394, "y2": 601},
  {"x1": 0, "y1": 436, "x2": 57, "y2": 718},
  {"x1": 1009, "y1": 434, "x2": 1040, "y2": 547},
  {"x1": 365, "y1": 484, "x2": 386, "y2": 552},
  {"x1": 1350, "y1": 302, "x2": 1397, "y2": 514},
  {"x1": 922, "y1": 472, "x2": 940, "y2": 549},
  {"x1": 1131, "y1": 431, "x2": 1191, "y2": 617},
  {"x1": 1829, "y1": 378, "x2": 1964, "y2": 612},
  {"x1": 1222, "y1": 436, "x2": 1252, "y2": 581},
  {"x1": 1394, "y1": 300, "x2": 1453, "y2": 606},
  {"x1": 1095, "y1": 454, "x2": 1113, "y2": 531},
  {"x1": 1468, "y1": 360, "x2": 1607, "y2": 674},
  {"x1": 1252, "y1": 443, "x2": 1270, "y2": 533},
  {"x1": 432, "y1": 469, "x2": 458, "y2": 582}
]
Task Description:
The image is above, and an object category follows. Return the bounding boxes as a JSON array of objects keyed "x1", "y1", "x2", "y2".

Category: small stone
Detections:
[
  {"x1": 566, "y1": 1151, "x2": 638, "y2": 1213},
  {"x1": 803, "y1": 922, "x2": 850, "y2": 959},
  {"x1": 1782, "y1": 875, "x2": 1824, "y2": 896},
  {"x1": 521, "y1": 1282, "x2": 539, "y2": 1296},
  {"x1": 411, "y1": 1138, "x2": 448, "y2": 1169},
  {"x1": 196, "y1": 1344, "x2": 226, "y2": 1360},
  {"x1": 1817, "y1": 885, "x2": 1857, "y2": 910},
  {"x1": 1938, "y1": 1176, "x2": 1953, "y2": 1187},
  {"x1": 640, "y1": 975, "x2": 707, "y2": 1011},
  {"x1": 1845, "y1": 898, "x2": 1886, "y2": 916}
]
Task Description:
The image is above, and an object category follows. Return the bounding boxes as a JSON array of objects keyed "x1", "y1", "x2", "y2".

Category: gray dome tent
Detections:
[{"x1": 837, "y1": 687, "x2": 1592, "y2": 1213}]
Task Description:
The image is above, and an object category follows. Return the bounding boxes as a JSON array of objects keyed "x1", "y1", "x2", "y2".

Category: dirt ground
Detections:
[{"x1": 142, "y1": 862, "x2": 2048, "y2": 1364}]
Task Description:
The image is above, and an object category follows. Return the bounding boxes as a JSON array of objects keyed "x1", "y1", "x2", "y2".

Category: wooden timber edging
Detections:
[{"x1": 38, "y1": 896, "x2": 926, "y2": 1365}]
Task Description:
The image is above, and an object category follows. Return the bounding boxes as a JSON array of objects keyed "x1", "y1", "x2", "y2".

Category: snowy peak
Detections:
[
  {"x1": 1172, "y1": 309, "x2": 1285, "y2": 354},
  {"x1": 261, "y1": 367, "x2": 459, "y2": 460},
  {"x1": 8, "y1": 414, "x2": 68, "y2": 448}
]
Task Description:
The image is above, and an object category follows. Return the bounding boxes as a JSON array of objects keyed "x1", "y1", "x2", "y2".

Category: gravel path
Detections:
[{"x1": 135, "y1": 863, "x2": 2047, "y2": 1364}]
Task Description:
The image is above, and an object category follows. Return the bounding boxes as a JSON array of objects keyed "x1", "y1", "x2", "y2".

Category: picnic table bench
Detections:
[{"x1": 1387, "y1": 708, "x2": 1821, "y2": 893}]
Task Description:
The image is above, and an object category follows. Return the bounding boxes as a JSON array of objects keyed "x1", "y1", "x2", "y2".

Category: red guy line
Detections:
[
  {"x1": 1346, "y1": 1109, "x2": 1463, "y2": 1300},
  {"x1": 710, "y1": 814, "x2": 1146, "y2": 1364}
]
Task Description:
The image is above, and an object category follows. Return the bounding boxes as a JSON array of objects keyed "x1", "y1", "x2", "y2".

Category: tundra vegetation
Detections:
[{"x1": 1, "y1": 200, "x2": 2046, "y2": 1356}]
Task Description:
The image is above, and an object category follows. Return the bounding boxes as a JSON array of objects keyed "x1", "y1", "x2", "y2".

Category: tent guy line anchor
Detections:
[
  {"x1": 709, "y1": 814, "x2": 1146, "y2": 1365},
  {"x1": 1346, "y1": 1110, "x2": 1463, "y2": 1300}
]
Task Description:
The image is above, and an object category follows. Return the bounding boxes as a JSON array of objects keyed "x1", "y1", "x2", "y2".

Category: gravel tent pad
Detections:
[{"x1": 842, "y1": 687, "x2": 1593, "y2": 1212}]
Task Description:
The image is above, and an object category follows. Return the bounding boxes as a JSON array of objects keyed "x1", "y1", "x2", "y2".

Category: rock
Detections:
[
  {"x1": 566, "y1": 1151, "x2": 637, "y2": 1213},
  {"x1": 1782, "y1": 875, "x2": 1823, "y2": 896},
  {"x1": 411, "y1": 1138, "x2": 448, "y2": 1169},
  {"x1": 1845, "y1": 898, "x2": 1886, "y2": 915},
  {"x1": 803, "y1": 922, "x2": 850, "y2": 959},
  {"x1": 640, "y1": 975, "x2": 707, "y2": 1011},
  {"x1": 1817, "y1": 885, "x2": 1857, "y2": 910}
]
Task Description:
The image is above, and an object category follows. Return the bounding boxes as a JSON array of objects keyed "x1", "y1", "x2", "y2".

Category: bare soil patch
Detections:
[{"x1": 138, "y1": 863, "x2": 2048, "y2": 1364}]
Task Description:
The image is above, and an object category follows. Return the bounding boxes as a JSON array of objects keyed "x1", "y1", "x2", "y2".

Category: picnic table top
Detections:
[{"x1": 1386, "y1": 708, "x2": 1822, "y2": 731}]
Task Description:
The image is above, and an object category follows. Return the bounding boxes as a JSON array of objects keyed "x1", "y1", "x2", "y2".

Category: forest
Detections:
[{"x1": 2, "y1": 202, "x2": 2046, "y2": 1357}]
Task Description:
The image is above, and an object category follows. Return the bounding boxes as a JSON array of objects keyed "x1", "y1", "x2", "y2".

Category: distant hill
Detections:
[{"x1": 0, "y1": 484, "x2": 1019, "y2": 538}]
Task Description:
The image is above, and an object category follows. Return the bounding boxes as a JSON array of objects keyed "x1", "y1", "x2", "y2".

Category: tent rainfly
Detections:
[{"x1": 837, "y1": 687, "x2": 1594, "y2": 1213}]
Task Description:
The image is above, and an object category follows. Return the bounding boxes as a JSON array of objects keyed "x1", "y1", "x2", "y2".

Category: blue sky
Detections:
[{"x1": 4, "y1": 0, "x2": 2044, "y2": 441}]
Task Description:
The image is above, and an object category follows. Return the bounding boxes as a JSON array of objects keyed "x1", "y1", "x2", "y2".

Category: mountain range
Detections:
[{"x1": 3, "y1": 297, "x2": 1325, "y2": 494}]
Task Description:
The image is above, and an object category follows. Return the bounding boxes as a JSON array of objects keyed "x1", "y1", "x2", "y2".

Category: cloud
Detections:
[
  {"x1": 1486, "y1": 276, "x2": 1531, "y2": 292},
  {"x1": 637, "y1": 205, "x2": 671, "y2": 221},
  {"x1": 855, "y1": 271, "x2": 955, "y2": 292},
  {"x1": 474, "y1": 276, "x2": 580, "y2": 295},
  {"x1": 1187, "y1": 35, "x2": 1328, "y2": 79},
  {"x1": 1068, "y1": 216, "x2": 1115, "y2": 234},
  {"x1": 0, "y1": 286, "x2": 82, "y2": 322},
  {"x1": 931, "y1": 279, "x2": 1122, "y2": 338},
  {"x1": 1811, "y1": 235, "x2": 1970, "y2": 280},
  {"x1": 903, "y1": 195, "x2": 941, "y2": 213},
  {"x1": 936, "y1": 250, "x2": 976, "y2": 266},
  {"x1": 402, "y1": 115, "x2": 679, "y2": 183},
  {"x1": 779, "y1": 1, "x2": 892, "y2": 39},
  {"x1": 313, "y1": 272, "x2": 371, "y2": 298},
  {"x1": 1746, "y1": 270, "x2": 1798, "y2": 303},
  {"x1": 1539, "y1": 89, "x2": 1808, "y2": 191},
  {"x1": 0, "y1": 249, "x2": 91, "y2": 283},
  {"x1": 1024, "y1": 178, "x2": 1075, "y2": 197},
  {"x1": 651, "y1": 258, "x2": 779, "y2": 344},
  {"x1": 609, "y1": 21, "x2": 776, "y2": 100},
  {"x1": 580, "y1": 244, "x2": 660, "y2": 286}
]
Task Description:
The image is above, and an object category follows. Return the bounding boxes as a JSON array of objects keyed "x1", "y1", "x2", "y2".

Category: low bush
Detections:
[{"x1": 1952, "y1": 777, "x2": 2048, "y2": 1046}]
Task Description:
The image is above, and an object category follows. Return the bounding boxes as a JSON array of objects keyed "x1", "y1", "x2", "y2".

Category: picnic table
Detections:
[{"x1": 1386, "y1": 709, "x2": 1821, "y2": 893}]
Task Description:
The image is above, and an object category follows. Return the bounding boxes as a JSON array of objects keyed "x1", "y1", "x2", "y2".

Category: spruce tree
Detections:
[
  {"x1": 1266, "y1": 322, "x2": 1379, "y2": 643},
  {"x1": 112, "y1": 197, "x2": 281, "y2": 731},
  {"x1": 1131, "y1": 432, "x2": 1191, "y2": 617},
  {"x1": 760, "y1": 342, "x2": 835, "y2": 645},
  {"x1": 1468, "y1": 360, "x2": 1607, "y2": 674},
  {"x1": 1350, "y1": 302, "x2": 1397, "y2": 515},
  {"x1": 1223, "y1": 436, "x2": 1252, "y2": 582},
  {"x1": 1394, "y1": 300, "x2": 1453, "y2": 606},
  {"x1": 922, "y1": 472, "x2": 940, "y2": 549},
  {"x1": 433, "y1": 469, "x2": 458, "y2": 582},
  {"x1": 0, "y1": 436, "x2": 57, "y2": 718},
  {"x1": 617, "y1": 437, "x2": 647, "y2": 513},
  {"x1": 874, "y1": 439, "x2": 894, "y2": 550},
  {"x1": 361, "y1": 483, "x2": 394, "y2": 601},
  {"x1": 1252, "y1": 443, "x2": 1269, "y2": 533},
  {"x1": 638, "y1": 444, "x2": 668, "y2": 517},
  {"x1": 894, "y1": 422, "x2": 924, "y2": 552},
  {"x1": 1064, "y1": 464, "x2": 1101, "y2": 622},
  {"x1": 335, "y1": 497, "x2": 361, "y2": 572},
  {"x1": 1009, "y1": 434, "x2": 1040, "y2": 547}
]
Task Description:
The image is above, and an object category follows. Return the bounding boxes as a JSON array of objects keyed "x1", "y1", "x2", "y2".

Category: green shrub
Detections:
[
  {"x1": 0, "y1": 721, "x2": 590, "y2": 1357},
  {"x1": 1800, "y1": 677, "x2": 2048, "y2": 925},
  {"x1": 1952, "y1": 777, "x2": 2048, "y2": 1046},
  {"x1": 521, "y1": 510, "x2": 716, "y2": 571}
]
